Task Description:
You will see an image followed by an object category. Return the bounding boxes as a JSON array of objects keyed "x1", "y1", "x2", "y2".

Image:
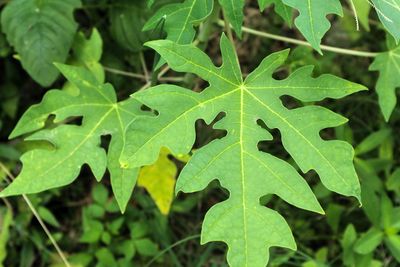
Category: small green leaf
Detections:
[
  {"x1": 134, "y1": 238, "x2": 158, "y2": 256},
  {"x1": 1, "y1": 0, "x2": 81, "y2": 86},
  {"x1": 109, "y1": 0, "x2": 150, "y2": 52},
  {"x1": 144, "y1": 0, "x2": 213, "y2": 44},
  {"x1": 95, "y1": 248, "x2": 117, "y2": 267},
  {"x1": 281, "y1": 0, "x2": 343, "y2": 52},
  {"x1": 341, "y1": 224, "x2": 357, "y2": 266},
  {"x1": 355, "y1": 129, "x2": 391, "y2": 155},
  {"x1": 369, "y1": 45, "x2": 400, "y2": 121},
  {"x1": 37, "y1": 207, "x2": 60, "y2": 228},
  {"x1": 258, "y1": 0, "x2": 293, "y2": 26},
  {"x1": 92, "y1": 184, "x2": 109, "y2": 205},
  {"x1": 354, "y1": 228, "x2": 384, "y2": 254},
  {"x1": 384, "y1": 235, "x2": 400, "y2": 262}
]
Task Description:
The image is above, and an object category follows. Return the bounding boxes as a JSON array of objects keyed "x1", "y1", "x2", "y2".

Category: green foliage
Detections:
[
  {"x1": 109, "y1": 0, "x2": 150, "y2": 52},
  {"x1": 0, "y1": 64, "x2": 143, "y2": 212},
  {"x1": 1, "y1": 0, "x2": 400, "y2": 266},
  {"x1": 281, "y1": 0, "x2": 342, "y2": 52},
  {"x1": 371, "y1": 0, "x2": 400, "y2": 42},
  {"x1": 369, "y1": 45, "x2": 400, "y2": 121},
  {"x1": 1, "y1": 0, "x2": 81, "y2": 86},
  {"x1": 120, "y1": 35, "x2": 364, "y2": 266},
  {"x1": 144, "y1": 0, "x2": 213, "y2": 45}
]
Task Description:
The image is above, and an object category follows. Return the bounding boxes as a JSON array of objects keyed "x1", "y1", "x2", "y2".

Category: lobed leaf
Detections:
[
  {"x1": 371, "y1": 0, "x2": 400, "y2": 42},
  {"x1": 1, "y1": 0, "x2": 81, "y2": 86},
  {"x1": 120, "y1": 35, "x2": 365, "y2": 266},
  {"x1": 369, "y1": 45, "x2": 400, "y2": 121},
  {"x1": 144, "y1": 0, "x2": 213, "y2": 44},
  {"x1": 221, "y1": 0, "x2": 292, "y2": 36},
  {"x1": 1, "y1": 65, "x2": 142, "y2": 212},
  {"x1": 281, "y1": 0, "x2": 342, "y2": 52}
]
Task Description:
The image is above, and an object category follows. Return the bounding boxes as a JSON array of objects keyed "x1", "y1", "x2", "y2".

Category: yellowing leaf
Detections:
[{"x1": 138, "y1": 148, "x2": 189, "y2": 215}]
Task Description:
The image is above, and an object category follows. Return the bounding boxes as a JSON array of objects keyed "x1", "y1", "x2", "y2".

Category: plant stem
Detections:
[
  {"x1": 216, "y1": 20, "x2": 379, "y2": 58},
  {"x1": 103, "y1": 66, "x2": 146, "y2": 80},
  {"x1": 144, "y1": 234, "x2": 200, "y2": 267},
  {"x1": 0, "y1": 162, "x2": 71, "y2": 267}
]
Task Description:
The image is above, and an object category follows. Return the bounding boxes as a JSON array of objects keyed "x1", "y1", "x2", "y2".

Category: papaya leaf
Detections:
[
  {"x1": 371, "y1": 0, "x2": 400, "y2": 42},
  {"x1": 144, "y1": 0, "x2": 213, "y2": 45},
  {"x1": 109, "y1": 0, "x2": 151, "y2": 52},
  {"x1": 138, "y1": 148, "x2": 190, "y2": 215},
  {"x1": 369, "y1": 45, "x2": 400, "y2": 121},
  {"x1": 221, "y1": 0, "x2": 292, "y2": 35},
  {"x1": 353, "y1": 0, "x2": 371, "y2": 31},
  {"x1": 281, "y1": 0, "x2": 342, "y2": 52},
  {"x1": 0, "y1": 65, "x2": 142, "y2": 213},
  {"x1": 120, "y1": 35, "x2": 364, "y2": 266},
  {"x1": 258, "y1": 0, "x2": 293, "y2": 27},
  {"x1": 0, "y1": 0, "x2": 81, "y2": 86}
]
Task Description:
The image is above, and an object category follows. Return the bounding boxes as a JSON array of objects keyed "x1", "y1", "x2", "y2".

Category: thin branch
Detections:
[
  {"x1": 144, "y1": 234, "x2": 200, "y2": 267},
  {"x1": 140, "y1": 52, "x2": 150, "y2": 82},
  {"x1": 103, "y1": 66, "x2": 147, "y2": 80},
  {"x1": 222, "y1": 11, "x2": 234, "y2": 43},
  {"x1": 216, "y1": 20, "x2": 379, "y2": 57},
  {"x1": 0, "y1": 162, "x2": 71, "y2": 267}
]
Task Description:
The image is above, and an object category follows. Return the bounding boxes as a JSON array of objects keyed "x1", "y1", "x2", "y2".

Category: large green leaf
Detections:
[
  {"x1": 120, "y1": 35, "x2": 364, "y2": 266},
  {"x1": 369, "y1": 45, "x2": 400, "y2": 121},
  {"x1": 371, "y1": 0, "x2": 400, "y2": 42},
  {"x1": 0, "y1": 65, "x2": 142, "y2": 212},
  {"x1": 1, "y1": 0, "x2": 81, "y2": 86},
  {"x1": 281, "y1": 0, "x2": 342, "y2": 52}
]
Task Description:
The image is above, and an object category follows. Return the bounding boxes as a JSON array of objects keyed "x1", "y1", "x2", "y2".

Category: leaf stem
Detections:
[
  {"x1": 222, "y1": 11, "x2": 234, "y2": 43},
  {"x1": 144, "y1": 234, "x2": 201, "y2": 267},
  {"x1": 216, "y1": 20, "x2": 379, "y2": 57},
  {"x1": 0, "y1": 162, "x2": 71, "y2": 267}
]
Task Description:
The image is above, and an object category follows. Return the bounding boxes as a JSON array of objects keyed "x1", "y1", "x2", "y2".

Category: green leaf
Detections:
[
  {"x1": 281, "y1": 0, "x2": 343, "y2": 52},
  {"x1": 134, "y1": 238, "x2": 158, "y2": 256},
  {"x1": 69, "y1": 29, "x2": 104, "y2": 83},
  {"x1": 0, "y1": 207, "x2": 12, "y2": 266},
  {"x1": 354, "y1": 228, "x2": 384, "y2": 254},
  {"x1": 355, "y1": 129, "x2": 391, "y2": 156},
  {"x1": 121, "y1": 35, "x2": 364, "y2": 266},
  {"x1": 92, "y1": 184, "x2": 109, "y2": 205},
  {"x1": 219, "y1": 0, "x2": 245, "y2": 35},
  {"x1": 384, "y1": 235, "x2": 400, "y2": 262},
  {"x1": 95, "y1": 248, "x2": 117, "y2": 267},
  {"x1": 144, "y1": 0, "x2": 213, "y2": 68},
  {"x1": 371, "y1": 0, "x2": 400, "y2": 42},
  {"x1": 369, "y1": 45, "x2": 400, "y2": 121},
  {"x1": 37, "y1": 207, "x2": 60, "y2": 228},
  {"x1": 109, "y1": 0, "x2": 150, "y2": 52},
  {"x1": 1, "y1": 0, "x2": 81, "y2": 86},
  {"x1": 221, "y1": 0, "x2": 292, "y2": 35},
  {"x1": 341, "y1": 224, "x2": 357, "y2": 266},
  {"x1": 258, "y1": 0, "x2": 293, "y2": 26},
  {"x1": 144, "y1": 0, "x2": 213, "y2": 44},
  {"x1": 0, "y1": 65, "x2": 142, "y2": 213},
  {"x1": 353, "y1": 0, "x2": 371, "y2": 31}
]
